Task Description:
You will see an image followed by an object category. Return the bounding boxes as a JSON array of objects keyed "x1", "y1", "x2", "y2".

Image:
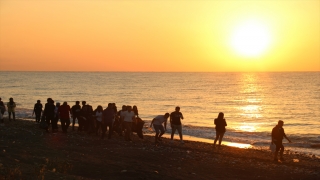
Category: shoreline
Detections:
[
  {"x1": 1, "y1": 119, "x2": 320, "y2": 179},
  {"x1": 4, "y1": 117, "x2": 320, "y2": 158}
]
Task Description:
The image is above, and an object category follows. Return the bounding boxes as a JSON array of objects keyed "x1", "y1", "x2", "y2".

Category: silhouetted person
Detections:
[
  {"x1": 71, "y1": 101, "x2": 81, "y2": 131},
  {"x1": 0, "y1": 97, "x2": 5, "y2": 118},
  {"x1": 44, "y1": 98, "x2": 55, "y2": 132},
  {"x1": 170, "y1": 106, "x2": 184, "y2": 144},
  {"x1": 213, "y1": 112, "x2": 227, "y2": 147},
  {"x1": 7, "y1": 98, "x2": 16, "y2": 121},
  {"x1": 0, "y1": 97, "x2": 5, "y2": 123},
  {"x1": 53, "y1": 102, "x2": 60, "y2": 132},
  {"x1": 115, "y1": 105, "x2": 127, "y2": 136},
  {"x1": 102, "y1": 103, "x2": 115, "y2": 139},
  {"x1": 123, "y1": 106, "x2": 135, "y2": 141},
  {"x1": 272, "y1": 120, "x2": 292, "y2": 162},
  {"x1": 150, "y1": 113, "x2": 169, "y2": 144},
  {"x1": 33, "y1": 100, "x2": 43, "y2": 123},
  {"x1": 81, "y1": 101, "x2": 93, "y2": 133},
  {"x1": 94, "y1": 105, "x2": 103, "y2": 135},
  {"x1": 59, "y1": 102, "x2": 71, "y2": 133}
]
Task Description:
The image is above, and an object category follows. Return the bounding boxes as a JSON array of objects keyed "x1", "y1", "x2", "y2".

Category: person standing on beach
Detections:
[
  {"x1": 0, "y1": 98, "x2": 6, "y2": 123},
  {"x1": 71, "y1": 101, "x2": 81, "y2": 131},
  {"x1": 33, "y1": 100, "x2": 43, "y2": 123},
  {"x1": 0, "y1": 97, "x2": 6, "y2": 118},
  {"x1": 170, "y1": 106, "x2": 184, "y2": 144},
  {"x1": 94, "y1": 105, "x2": 103, "y2": 135},
  {"x1": 150, "y1": 113, "x2": 169, "y2": 144},
  {"x1": 213, "y1": 112, "x2": 227, "y2": 147},
  {"x1": 271, "y1": 120, "x2": 292, "y2": 162},
  {"x1": 7, "y1": 98, "x2": 16, "y2": 121},
  {"x1": 101, "y1": 103, "x2": 115, "y2": 139},
  {"x1": 123, "y1": 106, "x2": 135, "y2": 141},
  {"x1": 58, "y1": 102, "x2": 71, "y2": 133},
  {"x1": 115, "y1": 105, "x2": 127, "y2": 136},
  {"x1": 53, "y1": 102, "x2": 60, "y2": 132},
  {"x1": 44, "y1": 98, "x2": 55, "y2": 132}
]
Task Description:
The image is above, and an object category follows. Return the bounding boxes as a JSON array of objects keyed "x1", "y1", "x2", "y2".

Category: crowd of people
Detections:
[
  {"x1": 0, "y1": 97, "x2": 292, "y2": 162},
  {"x1": 33, "y1": 98, "x2": 145, "y2": 141}
]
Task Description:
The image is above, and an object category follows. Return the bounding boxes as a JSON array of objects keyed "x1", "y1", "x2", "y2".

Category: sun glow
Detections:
[{"x1": 230, "y1": 20, "x2": 272, "y2": 57}]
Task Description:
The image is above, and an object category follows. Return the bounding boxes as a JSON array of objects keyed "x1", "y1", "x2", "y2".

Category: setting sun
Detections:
[{"x1": 230, "y1": 19, "x2": 272, "y2": 57}]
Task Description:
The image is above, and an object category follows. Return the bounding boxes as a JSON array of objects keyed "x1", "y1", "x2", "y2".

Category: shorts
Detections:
[
  {"x1": 153, "y1": 124, "x2": 164, "y2": 134},
  {"x1": 274, "y1": 141, "x2": 284, "y2": 152},
  {"x1": 171, "y1": 124, "x2": 182, "y2": 134}
]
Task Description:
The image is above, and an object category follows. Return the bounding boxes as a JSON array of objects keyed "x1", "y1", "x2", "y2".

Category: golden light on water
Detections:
[
  {"x1": 239, "y1": 105, "x2": 263, "y2": 118},
  {"x1": 236, "y1": 125, "x2": 257, "y2": 132}
]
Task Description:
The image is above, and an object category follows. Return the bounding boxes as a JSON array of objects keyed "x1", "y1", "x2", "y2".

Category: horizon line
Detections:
[{"x1": 0, "y1": 70, "x2": 319, "y2": 73}]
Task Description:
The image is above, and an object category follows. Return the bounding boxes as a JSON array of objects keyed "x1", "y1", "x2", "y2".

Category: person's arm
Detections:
[
  {"x1": 284, "y1": 133, "x2": 292, "y2": 143},
  {"x1": 150, "y1": 118, "x2": 155, "y2": 127},
  {"x1": 180, "y1": 113, "x2": 184, "y2": 120}
]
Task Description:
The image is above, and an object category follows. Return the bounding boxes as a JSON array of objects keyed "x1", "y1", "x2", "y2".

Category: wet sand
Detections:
[{"x1": 0, "y1": 119, "x2": 319, "y2": 180}]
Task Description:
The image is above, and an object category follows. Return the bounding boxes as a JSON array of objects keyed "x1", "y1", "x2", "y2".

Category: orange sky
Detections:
[{"x1": 0, "y1": 1, "x2": 319, "y2": 72}]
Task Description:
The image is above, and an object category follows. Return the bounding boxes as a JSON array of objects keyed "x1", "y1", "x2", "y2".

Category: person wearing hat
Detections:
[
  {"x1": 7, "y1": 98, "x2": 16, "y2": 121},
  {"x1": 33, "y1": 100, "x2": 43, "y2": 123}
]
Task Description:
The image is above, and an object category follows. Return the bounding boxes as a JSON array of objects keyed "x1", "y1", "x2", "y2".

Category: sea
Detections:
[{"x1": 0, "y1": 72, "x2": 319, "y2": 157}]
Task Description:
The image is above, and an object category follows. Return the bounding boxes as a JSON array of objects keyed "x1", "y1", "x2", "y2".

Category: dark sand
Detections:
[{"x1": 0, "y1": 119, "x2": 319, "y2": 180}]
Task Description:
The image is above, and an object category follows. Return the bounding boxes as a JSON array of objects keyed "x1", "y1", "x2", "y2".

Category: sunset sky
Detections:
[{"x1": 0, "y1": 0, "x2": 319, "y2": 72}]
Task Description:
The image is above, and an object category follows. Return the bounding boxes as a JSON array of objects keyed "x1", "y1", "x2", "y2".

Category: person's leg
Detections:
[
  {"x1": 72, "y1": 116, "x2": 76, "y2": 130},
  {"x1": 158, "y1": 125, "x2": 165, "y2": 139},
  {"x1": 107, "y1": 122, "x2": 113, "y2": 139},
  {"x1": 274, "y1": 141, "x2": 281, "y2": 161},
  {"x1": 46, "y1": 116, "x2": 51, "y2": 131},
  {"x1": 177, "y1": 125, "x2": 183, "y2": 141},
  {"x1": 95, "y1": 121, "x2": 100, "y2": 135},
  {"x1": 12, "y1": 112, "x2": 15, "y2": 120},
  {"x1": 127, "y1": 122, "x2": 132, "y2": 141},
  {"x1": 279, "y1": 143, "x2": 285, "y2": 160},
  {"x1": 124, "y1": 122, "x2": 129, "y2": 141},
  {"x1": 101, "y1": 123, "x2": 106, "y2": 139},
  {"x1": 218, "y1": 132, "x2": 225, "y2": 146},
  {"x1": 35, "y1": 113, "x2": 38, "y2": 122},
  {"x1": 171, "y1": 125, "x2": 177, "y2": 140},
  {"x1": 66, "y1": 119, "x2": 70, "y2": 131},
  {"x1": 213, "y1": 131, "x2": 219, "y2": 145},
  {"x1": 60, "y1": 119, "x2": 66, "y2": 132},
  {"x1": 8, "y1": 112, "x2": 11, "y2": 121},
  {"x1": 154, "y1": 125, "x2": 160, "y2": 143}
]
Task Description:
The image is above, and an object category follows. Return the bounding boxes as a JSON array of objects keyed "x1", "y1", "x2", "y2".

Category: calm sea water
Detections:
[{"x1": 0, "y1": 72, "x2": 319, "y2": 156}]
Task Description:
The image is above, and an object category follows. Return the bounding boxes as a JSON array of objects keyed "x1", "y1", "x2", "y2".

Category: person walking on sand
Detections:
[
  {"x1": 150, "y1": 113, "x2": 170, "y2": 144},
  {"x1": 170, "y1": 106, "x2": 184, "y2": 144},
  {"x1": 44, "y1": 98, "x2": 55, "y2": 132},
  {"x1": 71, "y1": 101, "x2": 81, "y2": 131},
  {"x1": 271, "y1": 120, "x2": 292, "y2": 162},
  {"x1": 213, "y1": 112, "x2": 227, "y2": 147},
  {"x1": 33, "y1": 100, "x2": 43, "y2": 123},
  {"x1": 7, "y1": 98, "x2": 16, "y2": 121},
  {"x1": 58, "y1": 102, "x2": 71, "y2": 133}
]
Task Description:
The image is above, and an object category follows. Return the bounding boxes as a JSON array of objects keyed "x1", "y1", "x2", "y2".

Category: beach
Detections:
[{"x1": 0, "y1": 119, "x2": 319, "y2": 180}]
